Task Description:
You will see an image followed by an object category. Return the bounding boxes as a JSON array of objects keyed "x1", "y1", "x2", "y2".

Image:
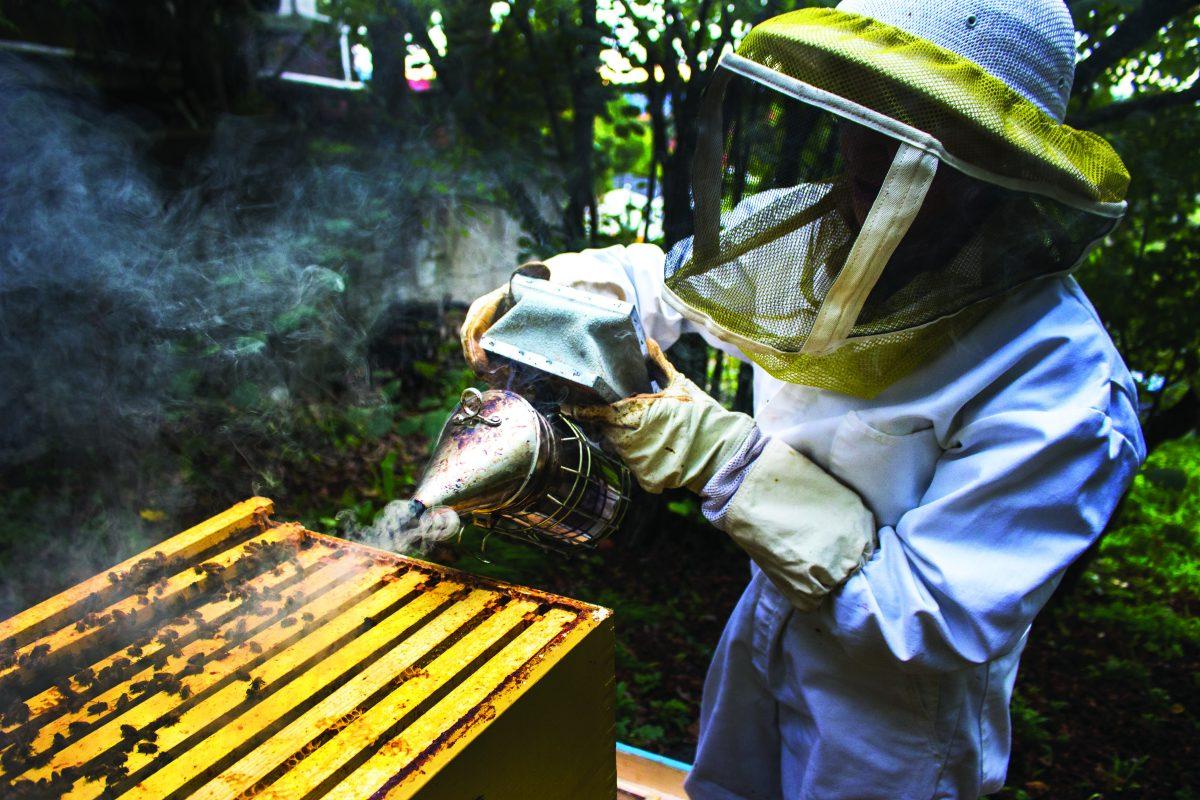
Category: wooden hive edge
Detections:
[
  {"x1": 303, "y1": 529, "x2": 615, "y2": 623},
  {"x1": 0, "y1": 497, "x2": 275, "y2": 650},
  {"x1": 374, "y1": 600, "x2": 614, "y2": 799},
  {"x1": 615, "y1": 744, "x2": 690, "y2": 799}
]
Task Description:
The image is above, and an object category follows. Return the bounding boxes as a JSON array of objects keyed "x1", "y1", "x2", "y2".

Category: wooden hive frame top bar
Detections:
[{"x1": 0, "y1": 498, "x2": 615, "y2": 800}]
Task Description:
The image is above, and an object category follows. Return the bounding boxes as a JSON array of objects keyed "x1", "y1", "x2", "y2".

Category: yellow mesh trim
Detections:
[
  {"x1": 738, "y1": 8, "x2": 1129, "y2": 205},
  {"x1": 745, "y1": 299, "x2": 999, "y2": 398}
]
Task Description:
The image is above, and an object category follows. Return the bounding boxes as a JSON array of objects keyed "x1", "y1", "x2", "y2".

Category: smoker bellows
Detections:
[{"x1": 0, "y1": 498, "x2": 615, "y2": 799}]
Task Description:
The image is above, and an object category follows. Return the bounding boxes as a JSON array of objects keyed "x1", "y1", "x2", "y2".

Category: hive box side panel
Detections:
[{"x1": 402, "y1": 614, "x2": 616, "y2": 800}]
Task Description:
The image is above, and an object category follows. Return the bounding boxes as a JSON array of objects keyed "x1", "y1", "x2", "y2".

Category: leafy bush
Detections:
[{"x1": 1001, "y1": 437, "x2": 1199, "y2": 799}]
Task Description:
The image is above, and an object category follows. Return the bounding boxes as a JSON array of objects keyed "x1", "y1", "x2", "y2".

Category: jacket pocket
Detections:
[
  {"x1": 828, "y1": 411, "x2": 941, "y2": 528},
  {"x1": 905, "y1": 671, "x2": 944, "y2": 746}
]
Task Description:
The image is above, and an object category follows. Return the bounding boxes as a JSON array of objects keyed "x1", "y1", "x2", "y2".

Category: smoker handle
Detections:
[{"x1": 503, "y1": 261, "x2": 551, "y2": 312}]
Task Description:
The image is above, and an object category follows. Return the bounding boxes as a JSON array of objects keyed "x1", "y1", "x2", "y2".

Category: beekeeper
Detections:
[{"x1": 463, "y1": 1, "x2": 1145, "y2": 797}]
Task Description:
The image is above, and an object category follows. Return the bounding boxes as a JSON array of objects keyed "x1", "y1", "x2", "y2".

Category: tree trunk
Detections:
[
  {"x1": 564, "y1": 0, "x2": 603, "y2": 246},
  {"x1": 660, "y1": 98, "x2": 695, "y2": 250},
  {"x1": 370, "y1": 5, "x2": 411, "y2": 116},
  {"x1": 733, "y1": 360, "x2": 754, "y2": 414},
  {"x1": 645, "y1": 80, "x2": 670, "y2": 242},
  {"x1": 708, "y1": 349, "x2": 724, "y2": 402},
  {"x1": 668, "y1": 334, "x2": 710, "y2": 387}
]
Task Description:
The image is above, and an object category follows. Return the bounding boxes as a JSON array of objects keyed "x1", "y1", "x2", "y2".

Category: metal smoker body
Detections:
[
  {"x1": 415, "y1": 388, "x2": 634, "y2": 549},
  {"x1": 414, "y1": 275, "x2": 652, "y2": 550}
]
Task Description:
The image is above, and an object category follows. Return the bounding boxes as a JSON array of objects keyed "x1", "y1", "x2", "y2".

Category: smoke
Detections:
[
  {"x1": 0, "y1": 55, "x2": 402, "y2": 469},
  {"x1": 0, "y1": 53, "x2": 498, "y2": 616},
  {"x1": 341, "y1": 500, "x2": 462, "y2": 556}
]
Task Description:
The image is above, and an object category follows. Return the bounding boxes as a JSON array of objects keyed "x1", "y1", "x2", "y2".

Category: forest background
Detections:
[{"x1": 0, "y1": 0, "x2": 1196, "y2": 797}]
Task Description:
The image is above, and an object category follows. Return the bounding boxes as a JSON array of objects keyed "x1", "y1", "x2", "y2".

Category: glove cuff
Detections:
[
  {"x1": 723, "y1": 438, "x2": 876, "y2": 612},
  {"x1": 700, "y1": 426, "x2": 768, "y2": 524},
  {"x1": 677, "y1": 393, "x2": 757, "y2": 494}
]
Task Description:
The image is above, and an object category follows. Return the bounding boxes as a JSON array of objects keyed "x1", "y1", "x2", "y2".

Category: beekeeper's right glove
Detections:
[
  {"x1": 570, "y1": 340, "x2": 877, "y2": 612},
  {"x1": 460, "y1": 284, "x2": 510, "y2": 378},
  {"x1": 712, "y1": 435, "x2": 877, "y2": 611},
  {"x1": 566, "y1": 339, "x2": 757, "y2": 495}
]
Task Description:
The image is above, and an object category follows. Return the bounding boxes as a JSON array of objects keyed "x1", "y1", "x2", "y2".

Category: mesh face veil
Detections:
[{"x1": 662, "y1": 7, "x2": 1130, "y2": 397}]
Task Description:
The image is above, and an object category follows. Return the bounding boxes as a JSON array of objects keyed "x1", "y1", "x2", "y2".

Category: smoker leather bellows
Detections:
[
  {"x1": 0, "y1": 498, "x2": 616, "y2": 799},
  {"x1": 480, "y1": 274, "x2": 652, "y2": 404},
  {"x1": 415, "y1": 388, "x2": 634, "y2": 550}
]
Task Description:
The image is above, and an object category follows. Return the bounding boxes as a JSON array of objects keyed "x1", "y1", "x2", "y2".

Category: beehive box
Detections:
[{"x1": 0, "y1": 498, "x2": 615, "y2": 799}]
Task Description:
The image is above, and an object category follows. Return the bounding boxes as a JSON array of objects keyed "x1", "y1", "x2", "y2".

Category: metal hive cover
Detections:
[{"x1": 0, "y1": 498, "x2": 615, "y2": 799}]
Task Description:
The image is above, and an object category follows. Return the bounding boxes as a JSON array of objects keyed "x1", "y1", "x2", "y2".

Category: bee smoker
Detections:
[{"x1": 413, "y1": 272, "x2": 655, "y2": 551}]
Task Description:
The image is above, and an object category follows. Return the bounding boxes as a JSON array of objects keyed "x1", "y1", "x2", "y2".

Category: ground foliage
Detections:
[{"x1": 999, "y1": 437, "x2": 1200, "y2": 799}]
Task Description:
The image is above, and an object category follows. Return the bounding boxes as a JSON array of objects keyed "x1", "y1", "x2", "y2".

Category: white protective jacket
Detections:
[{"x1": 544, "y1": 243, "x2": 1145, "y2": 799}]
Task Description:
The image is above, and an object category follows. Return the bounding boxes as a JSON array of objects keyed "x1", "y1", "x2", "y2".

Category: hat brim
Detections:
[{"x1": 736, "y1": 8, "x2": 1129, "y2": 210}]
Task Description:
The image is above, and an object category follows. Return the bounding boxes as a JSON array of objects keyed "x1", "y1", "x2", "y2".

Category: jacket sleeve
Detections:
[{"x1": 823, "y1": 395, "x2": 1144, "y2": 674}]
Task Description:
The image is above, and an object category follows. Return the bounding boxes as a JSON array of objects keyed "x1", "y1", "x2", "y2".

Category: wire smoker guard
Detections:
[{"x1": 414, "y1": 388, "x2": 634, "y2": 550}]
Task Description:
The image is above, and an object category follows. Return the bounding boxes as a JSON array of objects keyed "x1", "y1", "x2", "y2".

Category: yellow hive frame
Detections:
[{"x1": 0, "y1": 498, "x2": 615, "y2": 799}]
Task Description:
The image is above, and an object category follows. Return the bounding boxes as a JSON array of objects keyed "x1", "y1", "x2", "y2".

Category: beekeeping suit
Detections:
[{"x1": 463, "y1": 1, "x2": 1145, "y2": 797}]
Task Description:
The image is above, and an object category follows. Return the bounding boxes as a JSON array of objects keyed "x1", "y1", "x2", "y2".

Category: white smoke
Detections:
[
  {"x1": 341, "y1": 500, "x2": 462, "y2": 556},
  {"x1": 0, "y1": 52, "x2": 495, "y2": 616}
]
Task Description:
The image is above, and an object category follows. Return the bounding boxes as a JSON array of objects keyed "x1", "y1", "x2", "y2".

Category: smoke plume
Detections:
[
  {"x1": 0, "y1": 53, "x2": 493, "y2": 616},
  {"x1": 341, "y1": 501, "x2": 462, "y2": 556}
]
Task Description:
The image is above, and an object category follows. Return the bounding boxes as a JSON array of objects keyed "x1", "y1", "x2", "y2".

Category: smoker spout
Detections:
[{"x1": 413, "y1": 389, "x2": 552, "y2": 515}]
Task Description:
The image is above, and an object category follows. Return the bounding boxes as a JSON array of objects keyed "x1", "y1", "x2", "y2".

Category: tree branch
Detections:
[
  {"x1": 1071, "y1": 81, "x2": 1200, "y2": 126},
  {"x1": 693, "y1": 0, "x2": 716, "y2": 54},
  {"x1": 509, "y1": 0, "x2": 568, "y2": 163},
  {"x1": 614, "y1": 3, "x2": 654, "y2": 67},
  {"x1": 663, "y1": 1, "x2": 699, "y2": 74},
  {"x1": 701, "y1": 0, "x2": 736, "y2": 80},
  {"x1": 1074, "y1": 0, "x2": 1197, "y2": 92}
]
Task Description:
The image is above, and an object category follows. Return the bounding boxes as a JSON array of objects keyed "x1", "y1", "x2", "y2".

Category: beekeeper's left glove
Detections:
[
  {"x1": 565, "y1": 339, "x2": 756, "y2": 495},
  {"x1": 461, "y1": 262, "x2": 552, "y2": 381}
]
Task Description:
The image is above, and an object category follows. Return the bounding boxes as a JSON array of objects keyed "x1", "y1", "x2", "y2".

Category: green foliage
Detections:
[
  {"x1": 1000, "y1": 438, "x2": 1200, "y2": 798},
  {"x1": 595, "y1": 96, "x2": 653, "y2": 187},
  {"x1": 1082, "y1": 438, "x2": 1200, "y2": 655},
  {"x1": 1069, "y1": 3, "x2": 1200, "y2": 442}
]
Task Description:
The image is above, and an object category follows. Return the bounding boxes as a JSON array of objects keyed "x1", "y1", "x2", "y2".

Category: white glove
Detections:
[
  {"x1": 722, "y1": 438, "x2": 876, "y2": 611},
  {"x1": 461, "y1": 245, "x2": 662, "y2": 377},
  {"x1": 542, "y1": 248, "x2": 645, "y2": 302},
  {"x1": 460, "y1": 262, "x2": 552, "y2": 379},
  {"x1": 565, "y1": 339, "x2": 756, "y2": 494},
  {"x1": 570, "y1": 339, "x2": 875, "y2": 610},
  {"x1": 460, "y1": 284, "x2": 509, "y2": 377}
]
